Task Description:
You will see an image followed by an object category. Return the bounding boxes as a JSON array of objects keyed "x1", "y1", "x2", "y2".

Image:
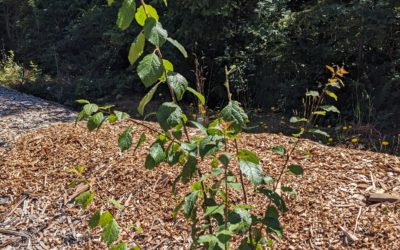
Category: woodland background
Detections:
[{"x1": 1, "y1": 0, "x2": 399, "y2": 131}]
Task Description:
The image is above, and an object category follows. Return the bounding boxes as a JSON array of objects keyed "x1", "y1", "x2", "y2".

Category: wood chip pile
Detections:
[{"x1": 1, "y1": 121, "x2": 399, "y2": 249}]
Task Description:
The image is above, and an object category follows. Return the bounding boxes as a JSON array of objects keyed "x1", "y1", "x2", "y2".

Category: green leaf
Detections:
[
  {"x1": 75, "y1": 191, "x2": 94, "y2": 209},
  {"x1": 137, "y1": 53, "x2": 163, "y2": 88},
  {"x1": 238, "y1": 149, "x2": 264, "y2": 185},
  {"x1": 99, "y1": 104, "x2": 115, "y2": 111},
  {"x1": 312, "y1": 111, "x2": 326, "y2": 116},
  {"x1": 325, "y1": 90, "x2": 338, "y2": 101},
  {"x1": 162, "y1": 59, "x2": 174, "y2": 73},
  {"x1": 99, "y1": 211, "x2": 113, "y2": 227},
  {"x1": 145, "y1": 141, "x2": 166, "y2": 169},
  {"x1": 156, "y1": 102, "x2": 183, "y2": 131},
  {"x1": 292, "y1": 128, "x2": 305, "y2": 138},
  {"x1": 87, "y1": 112, "x2": 104, "y2": 131},
  {"x1": 114, "y1": 111, "x2": 130, "y2": 120},
  {"x1": 109, "y1": 111, "x2": 130, "y2": 123},
  {"x1": 76, "y1": 110, "x2": 87, "y2": 123},
  {"x1": 306, "y1": 90, "x2": 319, "y2": 97},
  {"x1": 320, "y1": 105, "x2": 340, "y2": 113},
  {"x1": 167, "y1": 73, "x2": 188, "y2": 101},
  {"x1": 220, "y1": 100, "x2": 248, "y2": 129},
  {"x1": 135, "y1": 4, "x2": 159, "y2": 26},
  {"x1": 288, "y1": 164, "x2": 304, "y2": 175},
  {"x1": 258, "y1": 188, "x2": 287, "y2": 212},
  {"x1": 89, "y1": 210, "x2": 100, "y2": 228},
  {"x1": 182, "y1": 156, "x2": 197, "y2": 183},
  {"x1": 199, "y1": 136, "x2": 223, "y2": 159},
  {"x1": 272, "y1": 146, "x2": 286, "y2": 155},
  {"x1": 309, "y1": 128, "x2": 329, "y2": 137},
  {"x1": 167, "y1": 143, "x2": 182, "y2": 166},
  {"x1": 83, "y1": 103, "x2": 98, "y2": 116},
  {"x1": 117, "y1": 0, "x2": 136, "y2": 30},
  {"x1": 228, "y1": 208, "x2": 252, "y2": 233},
  {"x1": 186, "y1": 87, "x2": 205, "y2": 105},
  {"x1": 289, "y1": 116, "x2": 308, "y2": 123},
  {"x1": 204, "y1": 204, "x2": 225, "y2": 217},
  {"x1": 191, "y1": 121, "x2": 207, "y2": 135},
  {"x1": 263, "y1": 206, "x2": 283, "y2": 238},
  {"x1": 102, "y1": 219, "x2": 120, "y2": 244},
  {"x1": 218, "y1": 153, "x2": 231, "y2": 166},
  {"x1": 134, "y1": 133, "x2": 146, "y2": 152},
  {"x1": 76, "y1": 99, "x2": 90, "y2": 104},
  {"x1": 183, "y1": 191, "x2": 199, "y2": 218},
  {"x1": 118, "y1": 127, "x2": 133, "y2": 152},
  {"x1": 282, "y1": 186, "x2": 293, "y2": 193},
  {"x1": 128, "y1": 32, "x2": 145, "y2": 65},
  {"x1": 107, "y1": 0, "x2": 115, "y2": 6},
  {"x1": 109, "y1": 242, "x2": 127, "y2": 250},
  {"x1": 144, "y1": 18, "x2": 168, "y2": 47},
  {"x1": 198, "y1": 235, "x2": 224, "y2": 250},
  {"x1": 137, "y1": 82, "x2": 161, "y2": 115},
  {"x1": 167, "y1": 37, "x2": 188, "y2": 58}
]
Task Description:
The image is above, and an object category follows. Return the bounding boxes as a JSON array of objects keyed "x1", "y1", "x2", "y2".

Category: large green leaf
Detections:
[
  {"x1": 83, "y1": 103, "x2": 98, "y2": 116},
  {"x1": 89, "y1": 210, "x2": 100, "y2": 228},
  {"x1": 75, "y1": 191, "x2": 94, "y2": 209},
  {"x1": 118, "y1": 127, "x2": 133, "y2": 152},
  {"x1": 135, "y1": 4, "x2": 159, "y2": 26},
  {"x1": 183, "y1": 191, "x2": 199, "y2": 218},
  {"x1": 186, "y1": 87, "x2": 205, "y2": 105},
  {"x1": 156, "y1": 102, "x2": 183, "y2": 131},
  {"x1": 167, "y1": 37, "x2": 188, "y2": 58},
  {"x1": 128, "y1": 32, "x2": 145, "y2": 65},
  {"x1": 99, "y1": 211, "x2": 113, "y2": 227},
  {"x1": 272, "y1": 146, "x2": 286, "y2": 155},
  {"x1": 262, "y1": 205, "x2": 283, "y2": 238},
  {"x1": 237, "y1": 149, "x2": 265, "y2": 185},
  {"x1": 134, "y1": 133, "x2": 146, "y2": 152},
  {"x1": 309, "y1": 128, "x2": 329, "y2": 137},
  {"x1": 220, "y1": 100, "x2": 248, "y2": 129},
  {"x1": 181, "y1": 156, "x2": 197, "y2": 183},
  {"x1": 87, "y1": 112, "x2": 104, "y2": 131},
  {"x1": 137, "y1": 82, "x2": 161, "y2": 115},
  {"x1": 137, "y1": 53, "x2": 163, "y2": 87},
  {"x1": 258, "y1": 188, "x2": 288, "y2": 212},
  {"x1": 199, "y1": 136, "x2": 223, "y2": 159},
  {"x1": 145, "y1": 141, "x2": 166, "y2": 169},
  {"x1": 144, "y1": 18, "x2": 168, "y2": 47},
  {"x1": 204, "y1": 204, "x2": 225, "y2": 217},
  {"x1": 319, "y1": 105, "x2": 340, "y2": 113},
  {"x1": 167, "y1": 73, "x2": 188, "y2": 101},
  {"x1": 288, "y1": 164, "x2": 304, "y2": 175},
  {"x1": 228, "y1": 208, "x2": 252, "y2": 233},
  {"x1": 116, "y1": 0, "x2": 136, "y2": 30},
  {"x1": 101, "y1": 219, "x2": 120, "y2": 244}
]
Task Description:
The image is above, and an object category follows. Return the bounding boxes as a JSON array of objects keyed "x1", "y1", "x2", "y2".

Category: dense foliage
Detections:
[{"x1": 1, "y1": 0, "x2": 399, "y2": 129}]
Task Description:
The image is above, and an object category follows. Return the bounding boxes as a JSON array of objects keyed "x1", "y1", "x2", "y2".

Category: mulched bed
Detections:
[{"x1": 0, "y1": 120, "x2": 399, "y2": 249}]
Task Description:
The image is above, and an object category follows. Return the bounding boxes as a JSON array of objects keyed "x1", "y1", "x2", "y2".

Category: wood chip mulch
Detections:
[{"x1": 0, "y1": 121, "x2": 399, "y2": 249}]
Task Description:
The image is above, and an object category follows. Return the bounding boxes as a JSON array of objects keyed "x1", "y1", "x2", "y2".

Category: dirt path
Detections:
[{"x1": 0, "y1": 86, "x2": 75, "y2": 151}]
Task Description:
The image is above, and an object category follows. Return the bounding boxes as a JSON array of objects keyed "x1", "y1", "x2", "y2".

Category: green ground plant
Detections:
[{"x1": 71, "y1": 1, "x2": 347, "y2": 249}]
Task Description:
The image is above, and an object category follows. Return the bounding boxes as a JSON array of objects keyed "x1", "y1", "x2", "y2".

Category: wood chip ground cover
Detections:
[{"x1": 0, "y1": 121, "x2": 399, "y2": 249}]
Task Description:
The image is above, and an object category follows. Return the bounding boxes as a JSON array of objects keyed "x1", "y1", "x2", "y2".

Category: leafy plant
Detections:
[{"x1": 74, "y1": 1, "x2": 348, "y2": 249}]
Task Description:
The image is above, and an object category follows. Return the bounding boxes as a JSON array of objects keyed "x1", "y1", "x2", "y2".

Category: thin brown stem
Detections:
[{"x1": 234, "y1": 139, "x2": 248, "y2": 204}]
